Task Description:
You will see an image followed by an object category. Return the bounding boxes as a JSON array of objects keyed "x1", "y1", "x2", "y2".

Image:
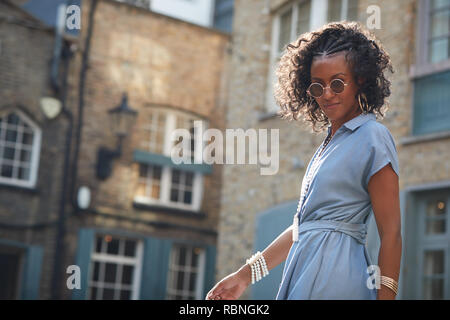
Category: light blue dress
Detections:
[{"x1": 275, "y1": 112, "x2": 400, "y2": 300}]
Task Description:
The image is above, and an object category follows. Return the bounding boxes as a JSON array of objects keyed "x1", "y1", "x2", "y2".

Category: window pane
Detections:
[
  {"x1": 183, "y1": 191, "x2": 192, "y2": 204},
  {"x1": 19, "y1": 149, "x2": 31, "y2": 163},
  {"x1": 327, "y1": 0, "x2": 342, "y2": 22},
  {"x1": 21, "y1": 132, "x2": 33, "y2": 145},
  {"x1": 120, "y1": 290, "x2": 131, "y2": 300},
  {"x1": 135, "y1": 181, "x2": 147, "y2": 197},
  {"x1": 413, "y1": 70, "x2": 450, "y2": 135},
  {"x1": 7, "y1": 113, "x2": 19, "y2": 125},
  {"x1": 430, "y1": 10, "x2": 450, "y2": 38},
  {"x1": 192, "y1": 248, "x2": 201, "y2": 267},
  {"x1": 153, "y1": 166, "x2": 162, "y2": 180},
  {"x1": 185, "y1": 173, "x2": 193, "y2": 187},
  {"x1": 347, "y1": 0, "x2": 359, "y2": 21},
  {"x1": 122, "y1": 265, "x2": 133, "y2": 285},
  {"x1": 124, "y1": 240, "x2": 136, "y2": 257},
  {"x1": 96, "y1": 237, "x2": 103, "y2": 253},
  {"x1": 103, "y1": 288, "x2": 115, "y2": 300},
  {"x1": 178, "y1": 246, "x2": 187, "y2": 266},
  {"x1": 139, "y1": 164, "x2": 148, "y2": 178},
  {"x1": 147, "y1": 111, "x2": 166, "y2": 154},
  {"x1": 297, "y1": 0, "x2": 311, "y2": 36},
  {"x1": 1, "y1": 165, "x2": 13, "y2": 178},
  {"x1": 92, "y1": 262, "x2": 101, "y2": 282},
  {"x1": 89, "y1": 287, "x2": 98, "y2": 300},
  {"x1": 5, "y1": 128, "x2": 17, "y2": 142},
  {"x1": 155, "y1": 129, "x2": 164, "y2": 154},
  {"x1": 172, "y1": 169, "x2": 180, "y2": 184},
  {"x1": 429, "y1": 37, "x2": 449, "y2": 63},
  {"x1": 176, "y1": 271, "x2": 184, "y2": 291},
  {"x1": 425, "y1": 200, "x2": 447, "y2": 234},
  {"x1": 188, "y1": 272, "x2": 197, "y2": 292},
  {"x1": 278, "y1": 8, "x2": 292, "y2": 52},
  {"x1": 432, "y1": 0, "x2": 450, "y2": 10},
  {"x1": 106, "y1": 238, "x2": 120, "y2": 255},
  {"x1": 104, "y1": 263, "x2": 117, "y2": 283},
  {"x1": 151, "y1": 184, "x2": 160, "y2": 199},
  {"x1": 423, "y1": 250, "x2": 445, "y2": 275},
  {"x1": 4, "y1": 147, "x2": 15, "y2": 160},
  {"x1": 18, "y1": 166, "x2": 30, "y2": 180},
  {"x1": 423, "y1": 278, "x2": 444, "y2": 299},
  {"x1": 136, "y1": 165, "x2": 162, "y2": 199},
  {"x1": 170, "y1": 188, "x2": 179, "y2": 202}
]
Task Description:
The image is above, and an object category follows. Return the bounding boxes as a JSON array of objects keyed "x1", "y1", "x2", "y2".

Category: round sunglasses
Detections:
[{"x1": 307, "y1": 79, "x2": 348, "y2": 98}]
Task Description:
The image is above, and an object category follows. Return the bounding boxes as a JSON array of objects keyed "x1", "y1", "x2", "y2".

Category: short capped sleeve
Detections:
[{"x1": 364, "y1": 124, "x2": 400, "y2": 188}]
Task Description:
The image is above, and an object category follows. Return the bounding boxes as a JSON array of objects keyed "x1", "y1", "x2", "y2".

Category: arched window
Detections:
[{"x1": 0, "y1": 110, "x2": 41, "y2": 188}]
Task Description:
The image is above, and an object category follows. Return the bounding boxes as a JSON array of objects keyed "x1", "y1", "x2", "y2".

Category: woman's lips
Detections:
[{"x1": 325, "y1": 103, "x2": 340, "y2": 109}]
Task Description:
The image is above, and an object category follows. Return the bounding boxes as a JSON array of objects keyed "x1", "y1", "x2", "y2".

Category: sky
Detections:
[{"x1": 22, "y1": 0, "x2": 81, "y2": 35}]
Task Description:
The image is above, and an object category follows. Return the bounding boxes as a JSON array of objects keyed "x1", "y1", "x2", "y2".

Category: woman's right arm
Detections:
[{"x1": 206, "y1": 224, "x2": 294, "y2": 300}]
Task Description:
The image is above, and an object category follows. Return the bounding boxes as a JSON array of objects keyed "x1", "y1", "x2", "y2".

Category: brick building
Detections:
[
  {"x1": 216, "y1": 0, "x2": 450, "y2": 300},
  {"x1": 0, "y1": 0, "x2": 231, "y2": 300},
  {"x1": 64, "y1": 0, "x2": 230, "y2": 300},
  {"x1": 0, "y1": 0, "x2": 74, "y2": 299}
]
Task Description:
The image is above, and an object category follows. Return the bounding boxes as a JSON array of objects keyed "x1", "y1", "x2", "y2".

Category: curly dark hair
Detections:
[{"x1": 275, "y1": 21, "x2": 394, "y2": 132}]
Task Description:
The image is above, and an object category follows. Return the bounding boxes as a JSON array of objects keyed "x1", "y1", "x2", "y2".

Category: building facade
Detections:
[
  {"x1": 64, "y1": 0, "x2": 230, "y2": 300},
  {"x1": 216, "y1": 0, "x2": 450, "y2": 300},
  {"x1": 0, "y1": 0, "x2": 71, "y2": 299},
  {"x1": 0, "y1": 0, "x2": 231, "y2": 300}
]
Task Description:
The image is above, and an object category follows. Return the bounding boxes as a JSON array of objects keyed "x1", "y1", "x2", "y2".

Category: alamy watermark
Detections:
[
  {"x1": 63, "y1": 4, "x2": 81, "y2": 30},
  {"x1": 170, "y1": 121, "x2": 279, "y2": 176},
  {"x1": 66, "y1": 265, "x2": 81, "y2": 290},
  {"x1": 63, "y1": 4, "x2": 381, "y2": 32},
  {"x1": 366, "y1": 264, "x2": 384, "y2": 290}
]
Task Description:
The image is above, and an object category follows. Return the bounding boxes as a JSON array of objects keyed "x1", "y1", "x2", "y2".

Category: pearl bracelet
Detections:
[{"x1": 246, "y1": 251, "x2": 269, "y2": 284}]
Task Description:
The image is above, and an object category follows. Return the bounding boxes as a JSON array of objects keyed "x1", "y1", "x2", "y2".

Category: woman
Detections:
[{"x1": 206, "y1": 21, "x2": 402, "y2": 300}]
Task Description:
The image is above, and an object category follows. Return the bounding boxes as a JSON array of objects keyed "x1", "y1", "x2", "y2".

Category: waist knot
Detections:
[{"x1": 292, "y1": 219, "x2": 367, "y2": 245}]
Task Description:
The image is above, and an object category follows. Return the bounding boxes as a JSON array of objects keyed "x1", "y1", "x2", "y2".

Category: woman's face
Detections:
[{"x1": 309, "y1": 51, "x2": 361, "y2": 122}]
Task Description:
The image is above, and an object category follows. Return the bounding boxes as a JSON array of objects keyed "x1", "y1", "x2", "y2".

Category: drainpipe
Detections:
[
  {"x1": 50, "y1": 1, "x2": 73, "y2": 300},
  {"x1": 50, "y1": 0, "x2": 98, "y2": 299},
  {"x1": 50, "y1": 42, "x2": 74, "y2": 299}
]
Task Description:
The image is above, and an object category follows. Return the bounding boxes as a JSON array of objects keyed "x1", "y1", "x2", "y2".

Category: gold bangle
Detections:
[
  {"x1": 380, "y1": 276, "x2": 398, "y2": 293},
  {"x1": 380, "y1": 275, "x2": 398, "y2": 295}
]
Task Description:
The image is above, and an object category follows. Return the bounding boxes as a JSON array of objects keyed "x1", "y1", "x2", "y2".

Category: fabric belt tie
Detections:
[{"x1": 292, "y1": 218, "x2": 368, "y2": 245}]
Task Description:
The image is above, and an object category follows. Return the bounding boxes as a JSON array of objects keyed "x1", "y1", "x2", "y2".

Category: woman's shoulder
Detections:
[{"x1": 357, "y1": 117, "x2": 395, "y2": 144}]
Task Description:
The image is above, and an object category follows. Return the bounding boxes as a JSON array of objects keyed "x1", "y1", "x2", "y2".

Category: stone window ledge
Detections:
[
  {"x1": 258, "y1": 111, "x2": 279, "y2": 121},
  {"x1": 132, "y1": 201, "x2": 207, "y2": 219},
  {"x1": 399, "y1": 131, "x2": 450, "y2": 145}
]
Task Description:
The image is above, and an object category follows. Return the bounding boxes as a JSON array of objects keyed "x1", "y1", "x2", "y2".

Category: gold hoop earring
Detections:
[{"x1": 358, "y1": 93, "x2": 368, "y2": 114}]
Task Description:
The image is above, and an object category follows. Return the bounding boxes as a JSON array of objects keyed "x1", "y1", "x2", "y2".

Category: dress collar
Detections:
[{"x1": 327, "y1": 112, "x2": 376, "y2": 135}]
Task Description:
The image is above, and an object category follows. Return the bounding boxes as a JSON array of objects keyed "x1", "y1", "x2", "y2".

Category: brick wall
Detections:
[{"x1": 0, "y1": 1, "x2": 69, "y2": 299}]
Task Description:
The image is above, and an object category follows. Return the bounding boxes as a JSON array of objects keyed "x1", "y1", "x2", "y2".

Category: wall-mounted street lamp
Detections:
[{"x1": 96, "y1": 93, "x2": 138, "y2": 180}]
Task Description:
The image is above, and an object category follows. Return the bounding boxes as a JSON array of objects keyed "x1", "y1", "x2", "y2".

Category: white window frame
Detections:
[
  {"x1": 0, "y1": 109, "x2": 41, "y2": 188},
  {"x1": 415, "y1": 193, "x2": 450, "y2": 299},
  {"x1": 165, "y1": 244, "x2": 206, "y2": 300},
  {"x1": 87, "y1": 235, "x2": 144, "y2": 300},
  {"x1": 134, "y1": 167, "x2": 203, "y2": 211},
  {"x1": 134, "y1": 109, "x2": 207, "y2": 212},
  {"x1": 410, "y1": 0, "x2": 450, "y2": 79},
  {"x1": 140, "y1": 110, "x2": 166, "y2": 154}
]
